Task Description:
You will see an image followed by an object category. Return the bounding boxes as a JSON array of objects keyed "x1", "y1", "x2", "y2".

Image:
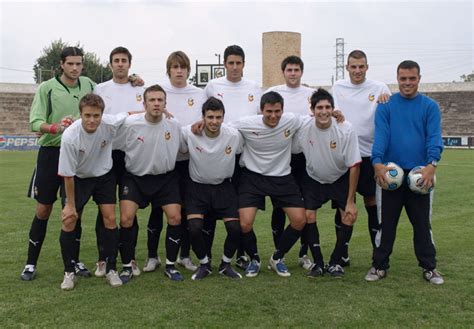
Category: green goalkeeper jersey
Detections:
[{"x1": 29, "y1": 76, "x2": 95, "y2": 147}]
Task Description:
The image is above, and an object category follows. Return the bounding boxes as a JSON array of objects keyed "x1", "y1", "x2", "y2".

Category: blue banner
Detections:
[{"x1": 0, "y1": 135, "x2": 39, "y2": 150}]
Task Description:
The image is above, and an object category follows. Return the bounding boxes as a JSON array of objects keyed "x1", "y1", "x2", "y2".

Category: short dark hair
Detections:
[
  {"x1": 310, "y1": 88, "x2": 334, "y2": 109},
  {"x1": 166, "y1": 51, "x2": 191, "y2": 78},
  {"x1": 79, "y1": 94, "x2": 105, "y2": 113},
  {"x1": 224, "y1": 45, "x2": 245, "y2": 63},
  {"x1": 144, "y1": 84, "x2": 167, "y2": 101},
  {"x1": 260, "y1": 91, "x2": 284, "y2": 111},
  {"x1": 397, "y1": 60, "x2": 421, "y2": 75},
  {"x1": 60, "y1": 47, "x2": 83, "y2": 63},
  {"x1": 109, "y1": 46, "x2": 132, "y2": 64},
  {"x1": 281, "y1": 55, "x2": 304, "y2": 72},
  {"x1": 202, "y1": 97, "x2": 225, "y2": 116},
  {"x1": 347, "y1": 50, "x2": 367, "y2": 64}
]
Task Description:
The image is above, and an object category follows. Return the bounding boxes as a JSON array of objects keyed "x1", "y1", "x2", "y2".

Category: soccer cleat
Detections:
[
  {"x1": 307, "y1": 264, "x2": 325, "y2": 278},
  {"x1": 218, "y1": 263, "x2": 242, "y2": 279},
  {"x1": 143, "y1": 257, "x2": 161, "y2": 272},
  {"x1": 119, "y1": 267, "x2": 133, "y2": 284},
  {"x1": 20, "y1": 264, "x2": 37, "y2": 281},
  {"x1": 423, "y1": 269, "x2": 444, "y2": 285},
  {"x1": 94, "y1": 261, "x2": 106, "y2": 278},
  {"x1": 131, "y1": 260, "x2": 141, "y2": 276},
  {"x1": 191, "y1": 264, "x2": 212, "y2": 281},
  {"x1": 245, "y1": 259, "x2": 261, "y2": 278},
  {"x1": 365, "y1": 267, "x2": 387, "y2": 282},
  {"x1": 269, "y1": 257, "x2": 291, "y2": 277},
  {"x1": 164, "y1": 266, "x2": 184, "y2": 281},
  {"x1": 60, "y1": 272, "x2": 76, "y2": 291},
  {"x1": 106, "y1": 270, "x2": 123, "y2": 287},
  {"x1": 177, "y1": 257, "x2": 198, "y2": 272},
  {"x1": 341, "y1": 257, "x2": 351, "y2": 267},
  {"x1": 326, "y1": 264, "x2": 345, "y2": 278},
  {"x1": 235, "y1": 255, "x2": 250, "y2": 271},
  {"x1": 74, "y1": 262, "x2": 92, "y2": 278},
  {"x1": 298, "y1": 255, "x2": 313, "y2": 270}
]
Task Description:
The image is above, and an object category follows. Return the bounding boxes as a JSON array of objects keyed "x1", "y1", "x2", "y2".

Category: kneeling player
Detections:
[
  {"x1": 115, "y1": 84, "x2": 184, "y2": 282},
  {"x1": 181, "y1": 97, "x2": 243, "y2": 280},
  {"x1": 58, "y1": 94, "x2": 128, "y2": 290},
  {"x1": 293, "y1": 88, "x2": 361, "y2": 278}
]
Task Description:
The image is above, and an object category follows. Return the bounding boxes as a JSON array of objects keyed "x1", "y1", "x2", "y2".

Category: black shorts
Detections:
[
  {"x1": 238, "y1": 168, "x2": 305, "y2": 210},
  {"x1": 290, "y1": 152, "x2": 306, "y2": 187},
  {"x1": 357, "y1": 156, "x2": 376, "y2": 197},
  {"x1": 176, "y1": 160, "x2": 191, "y2": 201},
  {"x1": 27, "y1": 146, "x2": 62, "y2": 204},
  {"x1": 302, "y1": 170, "x2": 349, "y2": 211},
  {"x1": 112, "y1": 150, "x2": 126, "y2": 186},
  {"x1": 186, "y1": 179, "x2": 239, "y2": 218},
  {"x1": 61, "y1": 170, "x2": 116, "y2": 212},
  {"x1": 120, "y1": 170, "x2": 181, "y2": 209}
]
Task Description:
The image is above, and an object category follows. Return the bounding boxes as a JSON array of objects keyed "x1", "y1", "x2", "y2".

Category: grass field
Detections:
[{"x1": 0, "y1": 149, "x2": 473, "y2": 328}]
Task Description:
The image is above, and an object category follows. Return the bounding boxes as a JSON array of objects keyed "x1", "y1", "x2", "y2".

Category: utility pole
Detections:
[{"x1": 335, "y1": 38, "x2": 345, "y2": 81}]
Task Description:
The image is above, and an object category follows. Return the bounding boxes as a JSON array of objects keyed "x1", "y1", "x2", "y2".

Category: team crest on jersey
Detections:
[
  {"x1": 137, "y1": 136, "x2": 145, "y2": 143},
  {"x1": 188, "y1": 98, "x2": 194, "y2": 107},
  {"x1": 123, "y1": 186, "x2": 129, "y2": 196},
  {"x1": 330, "y1": 140, "x2": 337, "y2": 149},
  {"x1": 165, "y1": 131, "x2": 171, "y2": 141},
  {"x1": 100, "y1": 140, "x2": 108, "y2": 148},
  {"x1": 368, "y1": 93, "x2": 375, "y2": 102},
  {"x1": 248, "y1": 94, "x2": 254, "y2": 102},
  {"x1": 284, "y1": 129, "x2": 291, "y2": 138},
  {"x1": 225, "y1": 145, "x2": 232, "y2": 155},
  {"x1": 136, "y1": 94, "x2": 143, "y2": 102}
]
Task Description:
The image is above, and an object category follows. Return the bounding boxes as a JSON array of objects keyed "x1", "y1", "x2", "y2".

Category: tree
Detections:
[
  {"x1": 460, "y1": 71, "x2": 474, "y2": 82},
  {"x1": 33, "y1": 39, "x2": 112, "y2": 83}
]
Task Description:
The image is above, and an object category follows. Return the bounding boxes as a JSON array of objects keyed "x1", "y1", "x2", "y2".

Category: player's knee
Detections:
[
  {"x1": 62, "y1": 218, "x2": 76, "y2": 232},
  {"x1": 290, "y1": 215, "x2": 306, "y2": 230},
  {"x1": 103, "y1": 216, "x2": 117, "y2": 229},
  {"x1": 364, "y1": 195, "x2": 376, "y2": 207},
  {"x1": 341, "y1": 216, "x2": 356, "y2": 226},
  {"x1": 36, "y1": 203, "x2": 53, "y2": 219},
  {"x1": 187, "y1": 218, "x2": 203, "y2": 237},
  {"x1": 167, "y1": 212, "x2": 181, "y2": 226},
  {"x1": 240, "y1": 220, "x2": 253, "y2": 233},
  {"x1": 224, "y1": 220, "x2": 241, "y2": 237},
  {"x1": 120, "y1": 215, "x2": 134, "y2": 228},
  {"x1": 306, "y1": 212, "x2": 316, "y2": 224}
]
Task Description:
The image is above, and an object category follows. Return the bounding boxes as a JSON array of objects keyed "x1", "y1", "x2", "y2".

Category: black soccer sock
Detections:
[
  {"x1": 166, "y1": 224, "x2": 183, "y2": 264},
  {"x1": 366, "y1": 205, "x2": 379, "y2": 249},
  {"x1": 187, "y1": 218, "x2": 207, "y2": 260},
  {"x1": 104, "y1": 227, "x2": 119, "y2": 273},
  {"x1": 60, "y1": 230, "x2": 76, "y2": 273},
  {"x1": 95, "y1": 210, "x2": 106, "y2": 262},
  {"x1": 202, "y1": 217, "x2": 217, "y2": 260},
  {"x1": 72, "y1": 217, "x2": 82, "y2": 263},
  {"x1": 299, "y1": 231, "x2": 309, "y2": 257},
  {"x1": 304, "y1": 223, "x2": 324, "y2": 266},
  {"x1": 147, "y1": 207, "x2": 163, "y2": 258},
  {"x1": 26, "y1": 216, "x2": 48, "y2": 266},
  {"x1": 273, "y1": 225, "x2": 302, "y2": 260},
  {"x1": 241, "y1": 230, "x2": 260, "y2": 262},
  {"x1": 131, "y1": 216, "x2": 139, "y2": 259},
  {"x1": 223, "y1": 221, "x2": 241, "y2": 259},
  {"x1": 119, "y1": 226, "x2": 134, "y2": 265},
  {"x1": 330, "y1": 223, "x2": 353, "y2": 265},
  {"x1": 334, "y1": 210, "x2": 348, "y2": 259},
  {"x1": 179, "y1": 208, "x2": 191, "y2": 258},
  {"x1": 271, "y1": 207, "x2": 286, "y2": 249}
]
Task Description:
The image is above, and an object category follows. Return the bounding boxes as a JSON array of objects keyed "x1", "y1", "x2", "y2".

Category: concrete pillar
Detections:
[{"x1": 262, "y1": 31, "x2": 301, "y2": 89}]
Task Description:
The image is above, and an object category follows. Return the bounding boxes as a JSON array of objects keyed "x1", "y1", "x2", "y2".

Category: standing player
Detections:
[
  {"x1": 114, "y1": 84, "x2": 184, "y2": 282},
  {"x1": 21, "y1": 47, "x2": 95, "y2": 281},
  {"x1": 93, "y1": 46, "x2": 145, "y2": 278},
  {"x1": 58, "y1": 94, "x2": 127, "y2": 290},
  {"x1": 331, "y1": 50, "x2": 391, "y2": 266},
  {"x1": 203, "y1": 45, "x2": 262, "y2": 269},
  {"x1": 266, "y1": 55, "x2": 314, "y2": 270},
  {"x1": 365, "y1": 60, "x2": 444, "y2": 284},
  {"x1": 144, "y1": 51, "x2": 206, "y2": 273},
  {"x1": 232, "y1": 91, "x2": 306, "y2": 278},
  {"x1": 181, "y1": 97, "x2": 243, "y2": 280},
  {"x1": 293, "y1": 88, "x2": 361, "y2": 278}
]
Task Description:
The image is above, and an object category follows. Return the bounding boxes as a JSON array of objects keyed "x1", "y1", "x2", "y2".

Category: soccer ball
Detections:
[
  {"x1": 407, "y1": 166, "x2": 436, "y2": 194},
  {"x1": 383, "y1": 162, "x2": 404, "y2": 190}
]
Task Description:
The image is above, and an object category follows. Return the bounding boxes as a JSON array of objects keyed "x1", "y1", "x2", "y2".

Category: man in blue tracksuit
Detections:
[{"x1": 365, "y1": 60, "x2": 444, "y2": 285}]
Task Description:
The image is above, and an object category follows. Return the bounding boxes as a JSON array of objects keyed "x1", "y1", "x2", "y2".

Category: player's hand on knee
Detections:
[
  {"x1": 62, "y1": 204, "x2": 78, "y2": 222},
  {"x1": 343, "y1": 203, "x2": 357, "y2": 224}
]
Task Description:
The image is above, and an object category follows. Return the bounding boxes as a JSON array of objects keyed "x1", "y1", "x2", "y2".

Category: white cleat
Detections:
[
  {"x1": 60, "y1": 272, "x2": 76, "y2": 291},
  {"x1": 143, "y1": 257, "x2": 161, "y2": 272},
  {"x1": 177, "y1": 257, "x2": 198, "y2": 272},
  {"x1": 95, "y1": 261, "x2": 106, "y2": 278},
  {"x1": 106, "y1": 270, "x2": 123, "y2": 287}
]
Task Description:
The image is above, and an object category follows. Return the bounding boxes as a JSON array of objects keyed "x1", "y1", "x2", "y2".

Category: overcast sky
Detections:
[{"x1": 1, "y1": 0, "x2": 473, "y2": 87}]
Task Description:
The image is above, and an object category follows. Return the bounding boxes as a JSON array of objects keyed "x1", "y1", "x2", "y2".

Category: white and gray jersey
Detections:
[
  {"x1": 59, "y1": 113, "x2": 128, "y2": 178},
  {"x1": 293, "y1": 117, "x2": 362, "y2": 184},
  {"x1": 161, "y1": 80, "x2": 207, "y2": 161},
  {"x1": 231, "y1": 112, "x2": 302, "y2": 177},
  {"x1": 205, "y1": 77, "x2": 262, "y2": 123},
  {"x1": 266, "y1": 84, "x2": 313, "y2": 116},
  {"x1": 94, "y1": 80, "x2": 144, "y2": 115},
  {"x1": 181, "y1": 124, "x2": 243, "y2": 184},
  {"x1": 331, "y1": 79, "x2": 390, "y2": 157},
  {"x1": 114, "y1": 113, "x2": 182, "y2": 176}
]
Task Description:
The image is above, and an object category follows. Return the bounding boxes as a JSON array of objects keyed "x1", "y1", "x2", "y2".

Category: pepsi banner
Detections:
[{"x1": 0, "y1": 135, "x2": 39, "y2": 150}]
